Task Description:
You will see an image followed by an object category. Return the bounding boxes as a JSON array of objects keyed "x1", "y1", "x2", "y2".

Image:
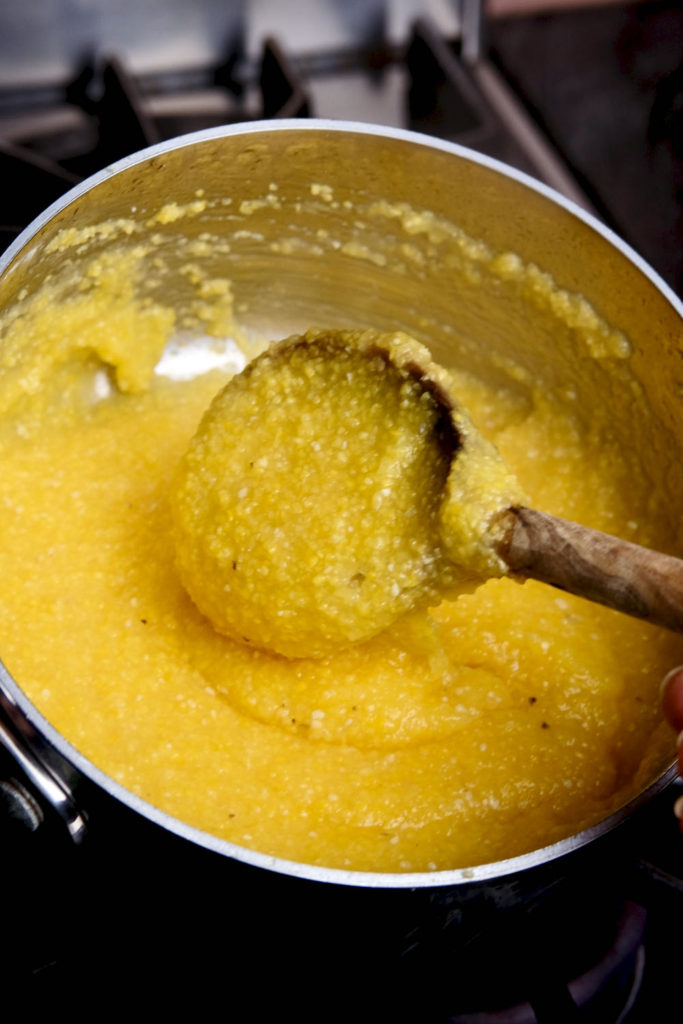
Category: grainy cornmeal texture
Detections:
[
  {"x1": 0, "y1": 242, "x2": 680, "y2": 873},
  {"x1": 171, "y1": 329, "x2": 523, "y2": 658}
]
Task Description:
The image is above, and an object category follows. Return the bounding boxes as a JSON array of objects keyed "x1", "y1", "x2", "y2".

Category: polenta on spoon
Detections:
[{"x1": 171, "y1": 328, "x2": 683, "y2": 658}]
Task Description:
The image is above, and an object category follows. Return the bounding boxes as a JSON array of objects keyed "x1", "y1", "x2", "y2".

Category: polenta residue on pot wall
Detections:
[{"x1": 0, "y1": 197, "x2": 680, "y2": 874}]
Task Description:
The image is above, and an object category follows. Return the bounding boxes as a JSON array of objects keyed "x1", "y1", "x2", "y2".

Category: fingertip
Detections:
[
  {"x1": 660, "y1": 665, "x2": 683, "y2": 695},
  {"x1": 661, "y1": 666, "x2": 683, "y2": 731}
]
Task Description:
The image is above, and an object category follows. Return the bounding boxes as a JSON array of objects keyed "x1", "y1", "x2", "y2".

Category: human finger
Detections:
[{"x1": 661, "y1": 666, "x2": 683, "y2": 733}]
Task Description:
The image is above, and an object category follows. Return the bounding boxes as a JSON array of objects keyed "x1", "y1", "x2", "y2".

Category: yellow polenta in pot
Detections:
[{"x1": 0, "y1": 198, "x2": 680, "y2": 875}]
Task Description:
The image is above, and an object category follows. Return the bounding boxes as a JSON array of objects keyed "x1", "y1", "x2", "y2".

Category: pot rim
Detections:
[
  {"x1": 0, "y1": 118, "x2": 680, "y2": 890},
  {"x1": 2, "y1": 117, "x2": 682, "y2": 317}
]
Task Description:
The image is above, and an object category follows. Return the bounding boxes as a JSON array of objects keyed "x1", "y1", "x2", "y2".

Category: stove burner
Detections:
[{"x1": 447, "y1": 902, "x2": 646, "y2": 1024}]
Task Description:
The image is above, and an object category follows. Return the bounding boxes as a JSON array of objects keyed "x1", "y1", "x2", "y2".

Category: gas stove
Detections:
[
  {"x1": 1, "y1": 1, "x2": 681, "y2": 293},
  {"x1": 0, "y1": 2, "x2": 682, "y2": 1018}
]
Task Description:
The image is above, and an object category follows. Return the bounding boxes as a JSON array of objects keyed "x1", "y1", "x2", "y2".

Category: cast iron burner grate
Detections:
[
  {"x1": 0, "y1": 36, "x2": 310, "y2": 251},
  {"x1": 3, "y1": 12, "x2": 680, "y2": 293},
  {"x1": 443, "y1": 902, "x2": 647, "y2": 1024},
  {"x1": 0, "y1": 19, "x2": 593, "y2": 256}
]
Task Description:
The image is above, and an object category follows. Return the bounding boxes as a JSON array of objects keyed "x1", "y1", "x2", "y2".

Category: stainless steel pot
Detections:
[{"x1": 1, "y1": 124, "x2": 682, "y2": 975}]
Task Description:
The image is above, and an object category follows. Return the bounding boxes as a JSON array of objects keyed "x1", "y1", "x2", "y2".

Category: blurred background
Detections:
[{"x1": 0, "y1": 0, "x2": 681, "y2": 294}]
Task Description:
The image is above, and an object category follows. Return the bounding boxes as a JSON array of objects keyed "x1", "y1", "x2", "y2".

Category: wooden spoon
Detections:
[
  {"x1": 173, "y1": 327, "x2": 683, "y2": 659},
  {"x1": 399, "y1": 336, "x2": 683, "y2": 635},
  {"x1": 493, "y1": 505, "x2": 683, "y2": 634}
]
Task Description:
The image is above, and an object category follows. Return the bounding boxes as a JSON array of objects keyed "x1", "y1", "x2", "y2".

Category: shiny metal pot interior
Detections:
[{"x1": 0, "y1": 119, "x2": 682, "y2": 893}]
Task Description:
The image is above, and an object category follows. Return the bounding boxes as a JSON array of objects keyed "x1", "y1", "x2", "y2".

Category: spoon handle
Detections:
[{"x1": 496, "y1": 506, "x2": 683, "y2": 634}]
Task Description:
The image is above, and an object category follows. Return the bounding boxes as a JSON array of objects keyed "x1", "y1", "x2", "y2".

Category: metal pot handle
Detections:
[{"x1": 0, "y1": 690, "x2": 87, "y2": 845}]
